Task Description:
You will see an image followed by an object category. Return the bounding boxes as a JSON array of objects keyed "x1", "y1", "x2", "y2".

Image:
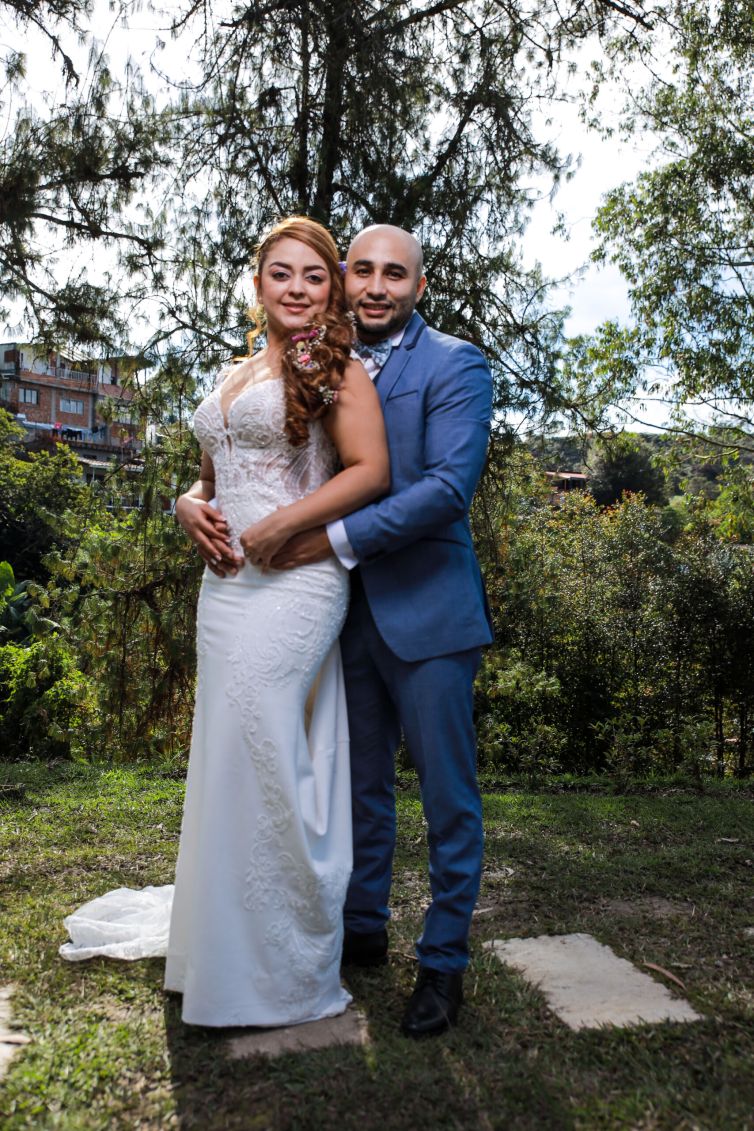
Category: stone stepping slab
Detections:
[
  {"x1": 227, "y1": 1006, "x2": 368, "y2": 1059},
  {"x1": 0, "y1": 985, "x2": 31, "y2": 1079},
  {"x1": 487, "y1": 933, "x2": 702, "y2": 1030}
]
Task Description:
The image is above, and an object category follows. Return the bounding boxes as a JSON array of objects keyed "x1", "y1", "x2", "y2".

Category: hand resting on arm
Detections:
[{"x1": 239, "y1": 360, "x2": 389, "y2": 569}]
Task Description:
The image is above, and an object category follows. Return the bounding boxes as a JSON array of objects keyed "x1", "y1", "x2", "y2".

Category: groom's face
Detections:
[{"x1": 345, "y1": 228, "x2": 426, "y2": 343}]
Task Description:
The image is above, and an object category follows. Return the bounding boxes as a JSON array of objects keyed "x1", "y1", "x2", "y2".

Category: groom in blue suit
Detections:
[{"x1": 274, "y1": 225, "x2": 493, "y2": 1038}]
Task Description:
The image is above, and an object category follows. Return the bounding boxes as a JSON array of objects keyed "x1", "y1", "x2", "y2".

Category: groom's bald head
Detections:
[
  {"x1": 348, "y1": 225, "x2": 424, "y2": 279},
  {"x1": 345, "y1": 225, "x2": 426, "y2": 342}
]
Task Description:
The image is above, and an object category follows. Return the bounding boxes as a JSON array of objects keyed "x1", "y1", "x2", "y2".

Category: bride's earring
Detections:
[{"x1": 245, "y1": 299, "x2": 267, "y2": 355}]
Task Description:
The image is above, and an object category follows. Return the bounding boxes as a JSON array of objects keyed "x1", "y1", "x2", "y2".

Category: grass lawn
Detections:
[{"x1": 1, "y1": 762, "x2": 753, "y2": 1130}]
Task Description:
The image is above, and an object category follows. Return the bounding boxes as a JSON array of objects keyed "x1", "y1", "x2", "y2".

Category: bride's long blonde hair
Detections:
[{"x1": 248, "y1": 216, "x2": 353, "y2": 447}]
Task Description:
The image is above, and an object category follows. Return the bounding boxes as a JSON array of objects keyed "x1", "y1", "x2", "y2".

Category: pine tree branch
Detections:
[
  {"x1": 5, "y1": 0, "x2": 81, "y2": 83},
  {"x1": 398, "y1": 96, "x2": 479, "y2": 219},
  {"x1": 371, "y1": 0, "x2": 470, "y2": 33},
  {"x1": 594, "y1": 0, "x2": 654, "y2": 31},
  {"x1": 329, "y1": 181, "x2": 380, "y2": 221},
  {"x1": 216, "y1": 2, "x2": 307, "y2": 31},
  {"x1": 311, "y1": 2, "x2": 349, "y2": 223},
  {"x1": 27, "y1": 211, "x2": 157, "y2": 249},
  {"x1": 37, "y1": 166, "x2": 147, "y2": 193}
]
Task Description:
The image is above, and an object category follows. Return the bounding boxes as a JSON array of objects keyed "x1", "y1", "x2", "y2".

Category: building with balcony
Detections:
[{"x1": 0, "y1": 342, "x2": 154, "y2": 480}]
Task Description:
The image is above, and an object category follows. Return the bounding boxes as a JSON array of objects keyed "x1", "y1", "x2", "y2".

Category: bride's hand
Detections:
[
  {"x1": 239, "y1": 509, "x2": 295, "y2": 569},
  {"x1": 175, "y1": 494, "x2": 242, "y2": 576}
]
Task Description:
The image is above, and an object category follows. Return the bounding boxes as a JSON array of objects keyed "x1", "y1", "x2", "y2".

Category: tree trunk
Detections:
[
  {"x1": 737, "y1": 702, "x2": 749, "y2": 778},
  {"x1": 714, "y1": 690, "x2": 725, "y2": 777},
  {"x1": 292, "y1": 0, "x2": 311, "y2": 212},
  {"x1": 671, "y1": 653, "x2": 682, "y2": 768},
  {"x1": 311, "y1": 4, "x2": 349, "y2": 224}
]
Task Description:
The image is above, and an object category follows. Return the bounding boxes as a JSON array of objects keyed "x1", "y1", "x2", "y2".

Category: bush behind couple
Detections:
[{"x1": 177, "y1": 218, "x2": 493, "y2": 1039}]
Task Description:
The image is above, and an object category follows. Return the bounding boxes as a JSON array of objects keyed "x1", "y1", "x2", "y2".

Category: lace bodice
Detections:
[{"x1": 193, "y1": 367, "x2": 338, "y2": 554}]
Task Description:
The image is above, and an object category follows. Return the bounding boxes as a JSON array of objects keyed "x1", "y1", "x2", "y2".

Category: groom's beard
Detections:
[{"x1": 350, "y1": 299, "x2": 414, "y2": 343}]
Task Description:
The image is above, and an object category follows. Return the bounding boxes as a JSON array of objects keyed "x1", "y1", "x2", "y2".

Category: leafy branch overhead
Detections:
[
  {"x1": 0, "y1": 1, "x2": 168, "y2": 345},
  {"x1": 2, "y1": 0, "x2": 658, "y2": 421},
  {"x1": 1, "y1": 0, "x2": 90, "y2": 83},
  {"x1": 570, "y1": 0, "x2": 754, "y2": 438}
]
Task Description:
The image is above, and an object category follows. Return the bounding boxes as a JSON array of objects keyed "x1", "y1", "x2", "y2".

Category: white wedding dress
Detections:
[{"x1": 61, "y1": 371, "x2": 353, "y2": 1027}]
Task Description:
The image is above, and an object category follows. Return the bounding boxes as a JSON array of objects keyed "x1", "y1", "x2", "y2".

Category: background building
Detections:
[{"x1": 0, "y1": 342, "x2": 153, "y2": 487}]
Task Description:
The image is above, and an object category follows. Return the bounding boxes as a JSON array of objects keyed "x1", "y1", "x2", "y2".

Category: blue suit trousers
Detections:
[{"x1": 341, "y1": 578, "x2": 483, "y2": 973}]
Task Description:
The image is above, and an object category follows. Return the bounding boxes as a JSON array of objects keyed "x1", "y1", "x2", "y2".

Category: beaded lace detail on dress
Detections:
[
  {"x1": 183, "y1": 362, "x2": 351, "y2": 1022},
  {"x1": 193, "y1": 364, "x2": 339, "y2": 556}
]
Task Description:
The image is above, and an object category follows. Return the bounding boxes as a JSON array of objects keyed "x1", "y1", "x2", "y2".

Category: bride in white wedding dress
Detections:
[{"x1": 60, "y1": 217, "x2": 389, "y2": 1027}]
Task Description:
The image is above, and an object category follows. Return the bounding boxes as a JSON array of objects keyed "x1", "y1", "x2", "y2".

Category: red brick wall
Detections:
[
  {"x1": 7, "y1": 362, "x2": 143, "y2": 445},
  {"x1": 12, "y1": 376, "x2": 96, "y2": 427}
]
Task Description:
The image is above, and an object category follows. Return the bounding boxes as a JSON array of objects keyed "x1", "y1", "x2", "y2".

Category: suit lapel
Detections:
[{"x1": 376, "y1": 312, "x2": 426, "y2": 403}]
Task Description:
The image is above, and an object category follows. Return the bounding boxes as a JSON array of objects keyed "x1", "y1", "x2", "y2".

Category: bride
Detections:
[{"x1": 60, "y1": 217, "x2": 389, "y2": 1027}]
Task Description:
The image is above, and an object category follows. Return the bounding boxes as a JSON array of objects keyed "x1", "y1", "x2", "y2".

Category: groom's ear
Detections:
[{"x1": 416, "y1": 274, "x2": 427, "y2": 301}]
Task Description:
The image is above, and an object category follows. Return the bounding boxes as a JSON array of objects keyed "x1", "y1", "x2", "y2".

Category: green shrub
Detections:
[
  {"x1": 476, "y1": 649, "x2": 565, "y2": 777},
  {"x1": 479, "y1": 488, "x2": 754, "y2": 777},
  {"x1": 0, "y1": 637, "x2": 98, "y2": 760}
]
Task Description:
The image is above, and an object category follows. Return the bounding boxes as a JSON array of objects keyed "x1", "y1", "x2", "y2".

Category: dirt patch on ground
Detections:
[
  {"x1": 602, "y1": 896, "x2": 697, "y2": 920},
  {"x1": 95, "y1": 998, "x2": 163, "y2": 1025}
]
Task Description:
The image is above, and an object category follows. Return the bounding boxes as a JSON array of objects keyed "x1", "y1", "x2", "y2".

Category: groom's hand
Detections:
[
  {"x1": 270, "y1": 527, "x2": 334, "y2": 570},
  {"x1": 175, "y1": 495, "x2": 242, "y2": 577}
]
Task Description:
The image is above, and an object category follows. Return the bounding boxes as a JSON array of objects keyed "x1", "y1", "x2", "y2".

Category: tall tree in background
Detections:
[
  {"x1": 146, "y1": 0, "x2": 653, "y2": 420},
  {"x1": 1, "y1": 0, "x2": 655, "y2": 419},
  {"x1": 587, "y1": 432, "x2": 667, "y2": 506},
  {"x1": 0, "y1": 0, "x2": 167, "y2": 345},
  {"x1": 565, "y1": 0, "x2": 754, "y2": 442}
]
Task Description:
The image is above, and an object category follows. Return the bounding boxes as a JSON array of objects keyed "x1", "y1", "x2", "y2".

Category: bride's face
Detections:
[{"x1": 255, "y1": 237, "x2": 332, "y2": 338}]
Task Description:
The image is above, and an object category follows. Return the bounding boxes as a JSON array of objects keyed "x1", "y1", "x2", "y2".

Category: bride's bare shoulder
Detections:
[{"x1": 213, "y1": 359, "x2": 244, "y2": 389}]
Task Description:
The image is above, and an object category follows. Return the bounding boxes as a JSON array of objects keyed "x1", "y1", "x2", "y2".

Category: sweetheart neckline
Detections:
[{"x1": 215, "y1": 375, "x2": 283, "y2": 431}]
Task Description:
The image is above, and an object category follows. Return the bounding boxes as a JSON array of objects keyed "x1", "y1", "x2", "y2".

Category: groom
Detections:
[{"x1": 272, "y1": 225, "x2": 494, "y2": 1038}]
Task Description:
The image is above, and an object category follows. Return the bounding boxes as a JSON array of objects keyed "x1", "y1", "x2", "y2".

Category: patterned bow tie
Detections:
[{"x1": 353, "y1": 338, "x2": 393, "y2": 370}]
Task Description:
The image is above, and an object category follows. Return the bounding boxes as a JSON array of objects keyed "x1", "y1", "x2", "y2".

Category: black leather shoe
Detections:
[
  {"x1": 400, "y1": 967, "x2": 463, "y2": 1038},
  {"x1": 341, "y1": 927, "x2": 388, "y2": 968}
]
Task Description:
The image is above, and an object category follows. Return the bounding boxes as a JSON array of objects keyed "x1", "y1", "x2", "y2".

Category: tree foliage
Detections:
[
  {"x1": 0, "y1": 409, "x2": 91, "y2": 580},
  {"x1": 7, "y1": 0, "x2": 754, "y2": 777},
  {"x1": 0, "y1": 634, "x2": 96, "y2": 759},
  {"x1": 146, "y1": 0, "x2": 652, "y2": 417},
  {"x1": 587, "y1": 432, "x2": 667, "y2": 506},
  {"x1": 2, "y1": 0, "x2": 655, "y2": 415},
  {"x1": 1, "y1": 1, "x2": 91, "y2": 83},
  {"x1": 569, "y1": 0, "x2": 754, "y2": 436},
  {"x1": 0, "y1": 0, "x2": 167, "y2": 344},
  {"x1": 477, "y1": 488, "x2": 754, "y2": 778}
]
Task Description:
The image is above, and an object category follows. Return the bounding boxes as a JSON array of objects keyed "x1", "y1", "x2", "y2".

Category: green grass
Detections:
[{"x1": 1, "y1": 763, "x2": 753, "y2": 1130}]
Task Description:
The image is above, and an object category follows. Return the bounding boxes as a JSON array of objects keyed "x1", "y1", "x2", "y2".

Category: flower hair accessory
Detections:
[
  {"x1": 317, "y1": 384, "x2": 338, "y2": 406},
  {"x1": 286, "y1": 321, "x2": 342, "y2": 414},
  {"x1": 290, "y1": 325, "x2": 326, "y2": 372}
]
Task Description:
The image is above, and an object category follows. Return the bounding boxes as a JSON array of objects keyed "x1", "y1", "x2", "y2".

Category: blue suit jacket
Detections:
[{"x1": 343, "y1": 312, "x2": 494, "y2": 662}]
